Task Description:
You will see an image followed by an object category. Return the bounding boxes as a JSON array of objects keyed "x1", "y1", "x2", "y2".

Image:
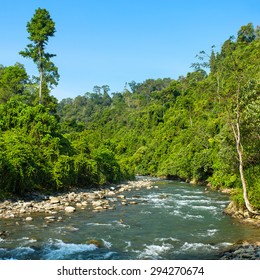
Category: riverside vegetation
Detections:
[{"x1": 0, "y1": 9, "x2": 259, "y2": 223}]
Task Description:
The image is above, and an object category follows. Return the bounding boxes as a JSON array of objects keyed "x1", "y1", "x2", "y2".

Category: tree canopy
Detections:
[
  {"x1": 0, "y1": 13, "x2": 259, "y2": 212},
  {"x1": 20, "y1": 8, "x2": 59, "y2": 105}
]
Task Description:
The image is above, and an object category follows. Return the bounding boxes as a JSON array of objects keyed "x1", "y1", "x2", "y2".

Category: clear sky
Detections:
[{"x1": 0, "y1": 0, "x2": 259, "y2": 100}]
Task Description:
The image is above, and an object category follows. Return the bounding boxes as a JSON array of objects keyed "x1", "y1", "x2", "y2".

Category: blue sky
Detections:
[{"x1": 0, "y1": 0, "x2": 259, "y2": 100}]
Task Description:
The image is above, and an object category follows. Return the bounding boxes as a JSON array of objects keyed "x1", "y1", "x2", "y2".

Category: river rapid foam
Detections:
[{"x1": 0, "y1": 179, "x2": 260, "y2": 260}]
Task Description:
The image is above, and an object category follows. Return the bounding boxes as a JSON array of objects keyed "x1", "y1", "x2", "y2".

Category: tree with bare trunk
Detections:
[
  {"x1": 214, "y1": 24, "x2": 260, "y2": 215},
  {"x1": 20, "y1": 8, "x2": 59, "y2": 104}
]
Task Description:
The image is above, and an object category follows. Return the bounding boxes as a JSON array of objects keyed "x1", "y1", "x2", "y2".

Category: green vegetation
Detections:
[
  {"x1": 0, "y1": 9, "x2": 259, "y2": 211},
  {"x1": 20, "y1": 8, "x2": 59, "y2": 105}
]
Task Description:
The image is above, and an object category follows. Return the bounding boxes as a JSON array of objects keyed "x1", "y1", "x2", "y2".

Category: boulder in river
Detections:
[
  {"x1": 92, "y1": 200, "x2": 103, "y2": 207},
  {"x1": 64, "y1": 206, "x2": 76, "y2": 213},
  {"x1": 93, "y1": 206, "x2": 103, "y2": 211},
  {"x1": 129, "y1": 201, "x2": 138, "y2": 205},
  {"x1": 87, "y1": 239, "x2": 103, "y2": 248},
  {"x1": 44, "y1": 216, "x2": 56, "y2": 221},
  {"x1": 0, "y1": 231, "x2": 9, "y2": 238}
]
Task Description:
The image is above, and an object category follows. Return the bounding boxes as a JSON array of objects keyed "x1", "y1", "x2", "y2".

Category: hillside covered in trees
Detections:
[{"x1": 0, "y1": 10, "x2": 259, "y2": 212}]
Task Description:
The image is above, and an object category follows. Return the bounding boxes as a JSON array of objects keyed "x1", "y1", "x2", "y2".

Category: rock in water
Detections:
[
  {"x1": 0, "y1": 231, "x2": 9, "y2": 238},
  {"x1": 87, "y1": 239, "x2": 103, "y2": 248},
  {"x1": 129, "y1": 201, "x2": 138, "y2": 205},
  {"x1": 44, "y1": 216, "x2": 56, "y2": 221},
  {"x1": 65, "y1": 206, "x2": 76, "y2": 213},
  {"x1": 93, "y1": 206, "x2": 103, "y2": 211}
]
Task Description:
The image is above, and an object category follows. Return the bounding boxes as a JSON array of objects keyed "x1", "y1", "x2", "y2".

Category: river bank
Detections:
[
  {"x1": 219, "y1": 240, "x2": 260, "y2": 260},
  {"x1": 223, "y1": 201, "x2": 260, "y2": 227},
  {"x1": 190, "y1": 179, "x2": 260, "y2": 228},
  {"x1": 0, "y1": 179, "x2": 156, "y2": 220}
]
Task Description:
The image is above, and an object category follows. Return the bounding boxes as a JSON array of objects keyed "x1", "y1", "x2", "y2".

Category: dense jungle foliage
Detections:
[{"x1": 0, "y1": 20, "x2": 259, "y2": 210}]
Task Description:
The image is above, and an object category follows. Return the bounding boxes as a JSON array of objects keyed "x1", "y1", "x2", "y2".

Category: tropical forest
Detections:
[{"x1": 0, "y1": 8, "x2": 259, "y2": 261}]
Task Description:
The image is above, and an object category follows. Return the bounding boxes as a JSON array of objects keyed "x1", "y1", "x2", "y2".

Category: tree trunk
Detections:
[
  {"x1": 39, "y1": 65, "x2": 43, "y2": 104},
  {"x1": 235, "y1": 122, "x2": 257, "y2": 214},
  {"x1": 39, "y1": 46, "x2": 43, "y2": 104},
  {"x1": 232, "y1": 82, "x2": 258, "y2": 215}
]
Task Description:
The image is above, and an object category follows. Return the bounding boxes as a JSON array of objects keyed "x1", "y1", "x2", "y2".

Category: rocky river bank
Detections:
[
  {"x1": 219, "y1": 240, "x2": 260, "y2": 260},
  {"x1": 0, "y1": 179, "x2": 156, "y2": 221},
  {"x1": 223, "y1": 201, "x2": 260, "y2": 227},
  {"x1": 219, "y1": 198, "x2": 260, "y2": 259}
]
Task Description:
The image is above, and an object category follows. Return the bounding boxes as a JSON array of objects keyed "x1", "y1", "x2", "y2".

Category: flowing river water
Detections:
[{"x1": 0, "y1": 179, "x2": 260, "y2": 260}]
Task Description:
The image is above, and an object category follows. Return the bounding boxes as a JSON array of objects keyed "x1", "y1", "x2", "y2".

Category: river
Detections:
[{"x1": 0, "y1": 179, "x2": 260, "y2": 260}]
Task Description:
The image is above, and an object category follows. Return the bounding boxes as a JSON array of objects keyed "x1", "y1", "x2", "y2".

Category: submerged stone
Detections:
[{"x1": 87, "y1": 239, "x2": 103, "y2": 248}]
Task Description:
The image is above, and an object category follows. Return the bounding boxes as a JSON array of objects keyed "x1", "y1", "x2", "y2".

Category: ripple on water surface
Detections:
[
  {"x1": 0, "y1": 179, "x2": 259, "y2": 260},
  {"x1": 43, "y1": 239, "x2": 98, "y2": 260}
]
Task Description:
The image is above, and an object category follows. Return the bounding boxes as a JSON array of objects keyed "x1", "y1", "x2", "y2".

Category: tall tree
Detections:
[
  {"x1": 213, "y1": 24, "x2": 260, "y2": 214},
  {"x1": 20, "y1": 8, "x2": 59, "y2": 104}
]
